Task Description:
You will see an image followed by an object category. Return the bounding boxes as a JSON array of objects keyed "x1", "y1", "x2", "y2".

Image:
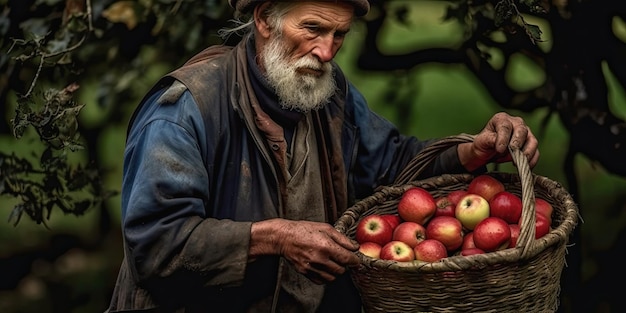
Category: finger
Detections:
[
  {"x1": 494, "y1": 120, "x2": 515, "y2": 154},
  {"x1": 527, "y1": 148, "x2": 540, "y2": 168},
  {"x1": 508, "y1": 118, "x2": 530, "y2": 150},
  {"x1": 325, "y1": 228, "x2": 359, "y2": 251},
  {"x1": 305, "y1": 262, "x2": 339, "y2": 284}
]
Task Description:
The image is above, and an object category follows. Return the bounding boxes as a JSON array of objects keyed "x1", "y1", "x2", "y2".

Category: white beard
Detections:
[{"x1": 260, "y1": 35, "x2": 337, "y2": 112}]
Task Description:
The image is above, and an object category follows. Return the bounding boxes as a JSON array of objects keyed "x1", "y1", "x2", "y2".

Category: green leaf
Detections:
[{"x1": 525, "y1": 23, "x2": 543, "y2": 42}]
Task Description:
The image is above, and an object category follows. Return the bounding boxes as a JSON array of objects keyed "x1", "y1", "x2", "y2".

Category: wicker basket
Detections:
[{"x1": 335, "y1": 134, "x2": 579, "y2": 313}]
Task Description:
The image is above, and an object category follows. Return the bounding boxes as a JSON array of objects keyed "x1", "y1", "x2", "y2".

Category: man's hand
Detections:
[
  {"x1": 250, "y1": 219, "x2": 360, "y2": 284},
  {"x1": 458, "y1": 112, "x2": 540, "y2": 171}
]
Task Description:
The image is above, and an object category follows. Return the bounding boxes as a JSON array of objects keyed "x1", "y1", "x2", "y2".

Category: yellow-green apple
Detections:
[
  {"x1": 381, "y1": 214, "x2": 402, "y2": 230},
  {"x1": 380, "y1": 240, "x2": 415, "y2": 262},
  {"x1": 413, "y1": 239, "x2": 448, "y2": 262},
  {"x1": 455, "y1": 193, "x2": 490, "y2": 230},
  {"x1": 425, "y1": 216, "x2": 464, "y2": 252},
  {"x1": 461, "y1": 232, "x2": 477, "y2": 250},
  {"x1": 397, "y1": 187, "x2": 437, "y2": 225},
  {"x1": 473, "y1": 217, "x2": 511, "y2": 252},
  {"x1": 535, "y1": 198, "x2": 554, "y2": 223},
  {"x1": 358, "y1": 242, "x2": 382, "y2": 259},
  {"x1": 435, "y1": 196, "x2": 456, "y2": 218},
  {"x1": 508, "y1": 223, "x2": 520, "y2": 248},
  {"x1": 460, "y1": 247, "x2": 485, "y2": 256},
  {"x1": 392, "y1": 221, "x2": 427, "y2": 248},
  {"x1": 489, "y1": 191, "x2": 523, "y2": 224},
  {"x1": 467, "y1": 174, "x2": 505, "y2": 201},
  {"x1": 447, "y1": 189, "x2": 468, "y2": 206},
  {"x1": 355, "y1": 215, "x2": 393, "y2": 246}
]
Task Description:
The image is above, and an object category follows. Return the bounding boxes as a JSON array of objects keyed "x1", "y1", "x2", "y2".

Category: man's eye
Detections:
[{"x1": 305, "y1": 26, "x2": 319, "y2": 32}]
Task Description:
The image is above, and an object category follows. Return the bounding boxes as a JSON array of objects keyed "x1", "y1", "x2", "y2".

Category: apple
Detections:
[
  {"x1": 358, "y1": 242, "x2": 382, "y2": 259},
  {"x1": 392, "y1": 221, "x2": 427, "y2": 248},
  {"x1": 414, "y1": 239, "x2": 448, "y2": 262},
  {"x1": 425, "y1": 216, "x2": 464, "y2": 252},
  {"x1": 397, "y1": 187, "x2": 437, "y2": 225},
  {"x1": 435, "y1": 196, "x2": 452, "y2": 208},
  {"x1": 467, "y1": 174, "x2": 505, "y2": 201},
  {"x1": 380, "y1": 240, "x2": 415, "y2": 262},
  {"x1": 489, "y1": 191, "x2": 523, "y2": 224},
  {"x1": 460, "y1": 247, "x2": 485, "y2": 256},
  {"x1": 355, "y1": 214, "x2": 393, "y2": 246},
  {"x1": 435, "y1": 203, "x2": 455, "y2": 218},
  {"x1": 473, "y1": 217, "x2": 511, "y2": 252},
  {"x1": 518, "y1": 212, "x2": 551, "y2": 239},
  {"x1": 434, "y1": 196, "x2": 456, "y2": 218},
  {"x1": 381, "y1": 214, "x2": 402, "y2": 230},
  {"x1": 455, "y1": 193, "x2": 490, "y2": 230},
  {"x1": 508, "y1": 223, "x2": 521, "y2": 248},
  {"x1": 534, "y1": 213, "x2": 551, "y2": 239},
  {"x1": 447, "y1": 189, "x2": 468, "y2": 206},
  {"x1": 461, "y1": 232, "x2": 477, "y2": 250},
  {"x1": 535, "y1": 198, "x2": 554, "y2": 223}
]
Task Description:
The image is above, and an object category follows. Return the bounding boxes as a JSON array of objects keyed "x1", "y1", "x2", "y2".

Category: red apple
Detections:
[
  {"x1": 489, "y1": 191, "x2": 523, "y2": 224},
  {"x1": 397, "y1": 187, "x2": 437, "y2": 225},
  {"x1": 473, "y1": 217, "x2": 511, "y2": 252},
  {"x1": 358, "y1": 242, "x2": 382, "y2": 259},
  {"x1": 355, "y1": 215, "x2": 393, "y2": 246},
  {"x1": 461, "y1": 232, "x2": 477, "y2": 250},
  {"x1": 435, "y1": 196, "x2": 452, "y2": 208},
  {"x1": 425, "y1": 216, "x2": 464, "y2": 252},
  {"x1": 518, "y1": 212, "x2": 551, "y2": 239},
  {"x1": 534, "y1": 213, "x2": 551, "y2": 239},
  {"x1": 447, "y1": 189, "x2": 468, "y2": 206},
  {"x1": 380, "y1": 240, "x2": 415, "y2": 262},
  {"x1": 414, "y1": 239, "x2": 448, "y2": 262},
  {"x1": 535, "y1": 198, "x2": 554, "y2": 223},
  {"x1": 392, "y1": 221, "x2": 427, "y2": 248},
  {"x1": 467, "y1": 174, "x2": 505, "y2": 201},
  {"x1": 460, "y1": 247, "x2": 485, "y2": 256},
  {"x1": 435, "y1": 196, "x2": 456, "y2": 218},
  {"x1": 381, "y1": 214, "x2": 402, "y2": 230},
  {"x1": 508, "y1": 223, "x2": 521, "y2": 248},
  {"x1": 455, "y1": 193, "x2": 490, "y2": 230}
]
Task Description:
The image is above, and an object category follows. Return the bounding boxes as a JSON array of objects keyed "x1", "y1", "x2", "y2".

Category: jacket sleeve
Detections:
[
  {"x1": 345, "y1": 82, "x2": 469, "y2": 200},
  {"x1": 121, "y1": 87, "x2": 251, "y2": 291}
]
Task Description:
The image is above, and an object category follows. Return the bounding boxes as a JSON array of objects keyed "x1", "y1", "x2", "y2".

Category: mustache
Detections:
[{"x1": 293, "y1": 55, "x2": 327, "y2": 71}]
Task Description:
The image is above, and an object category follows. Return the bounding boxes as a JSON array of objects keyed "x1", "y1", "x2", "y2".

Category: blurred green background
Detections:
[{"x1": 2, "y1": 1, "x2": 626, "y2": 312}]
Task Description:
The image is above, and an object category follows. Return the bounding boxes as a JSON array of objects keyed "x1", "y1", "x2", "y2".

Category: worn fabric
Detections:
[{"x1": 106, "y1": 34, "x2": 467, "y2": 313}]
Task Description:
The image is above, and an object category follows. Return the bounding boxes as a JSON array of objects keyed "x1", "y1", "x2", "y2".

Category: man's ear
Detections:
[{"x1": 253, "y1": 2, "x2": 272, "y2": 39}]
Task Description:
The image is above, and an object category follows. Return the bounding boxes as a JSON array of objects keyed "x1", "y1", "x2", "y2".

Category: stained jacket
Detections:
[{"x1": 106, "y1": 35, "x2": 467, "y2": 313}]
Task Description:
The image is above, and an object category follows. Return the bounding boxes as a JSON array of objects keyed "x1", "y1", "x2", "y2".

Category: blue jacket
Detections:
[{"x1": 107, "y1": 36, "x2": 466, "y2": 312}]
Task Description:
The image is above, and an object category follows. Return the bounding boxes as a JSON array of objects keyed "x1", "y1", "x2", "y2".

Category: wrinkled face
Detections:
[{"x1": 257, "y1": 2, "x2": 354, "y2": 112}]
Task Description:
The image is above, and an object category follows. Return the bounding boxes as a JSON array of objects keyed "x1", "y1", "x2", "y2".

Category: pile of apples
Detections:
[{"x1": 356, "y1": 174, "x2": 554, "y2": 262}]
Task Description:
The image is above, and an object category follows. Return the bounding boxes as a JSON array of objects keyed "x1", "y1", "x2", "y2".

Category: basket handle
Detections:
[
  {"x1": 393, "y1": 133, "x2": 476, "y2": 185},
  {"x1": 393, "y1": 133, "x2": 538, "y2": 259}
]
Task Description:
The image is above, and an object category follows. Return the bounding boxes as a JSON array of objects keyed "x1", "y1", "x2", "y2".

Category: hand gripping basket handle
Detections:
[{"x1": 393, "y1": 133, "x2": 538, "y2": 259}]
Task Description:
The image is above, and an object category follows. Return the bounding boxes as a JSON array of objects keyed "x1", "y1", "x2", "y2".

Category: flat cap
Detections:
[{"x1": 229, "y1": 0, "x2": 370, "y2": 17}]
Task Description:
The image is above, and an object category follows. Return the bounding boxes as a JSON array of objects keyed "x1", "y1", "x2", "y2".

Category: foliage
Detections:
[
  {"x1": 2, "y1": 83, "x2": 116, "y2": 227},
  {"x1": 1, "y1": 0, "x2": 232, "y2": 226}
]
